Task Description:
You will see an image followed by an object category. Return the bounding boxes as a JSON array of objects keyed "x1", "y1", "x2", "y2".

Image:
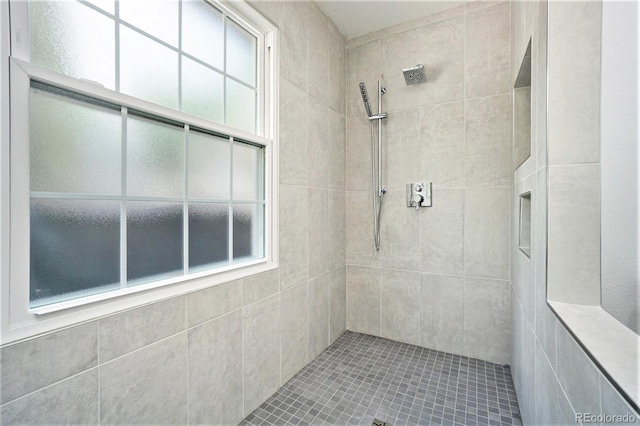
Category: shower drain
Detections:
[{"x1": 372, "y1": 418, "x2": 391, "y2": 426}]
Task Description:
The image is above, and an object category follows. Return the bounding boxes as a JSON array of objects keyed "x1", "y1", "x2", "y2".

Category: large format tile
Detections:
[
  {"x1": 465, "y1": 94, "x2": 511, "y2": 188},
  {"x1": 383, "y1": 108, "x2": 421, "y2": 193},
  {"x1": 464, "y1": 188, "x2": 510, "y2": 280},
  {"x1": 346, "y1": 191, "x2": 380, "y2": 268},
  {"x1": 0, "y1": 322, "x2": 98, "y2": 404},
  {"x1": 279, "y1": 184, "x2": 309, "y2": 289},
  {"x1": 346, "y1": 40, "x2": 382, "y2": 119},
  {"x1": 534, "y1": 342, "x2": 576, "y2": 425},
  {"x1": 279, "y1": 79, "x2": 309, "y2": 186},
  {"x1": 100, "y1": 297, "x2": 186, "y2": 362},
  {"x1": 346, "y1": 115, "x2": 372, "y2": 192},
  {"x1": 600, "y1": 374, "x2": 640, "y2": 424},
  {"x1": 347, "y1": 265, "x2": 381, "y2": 336},
  {"x1": 100, "y1": 334, "x2": 188, "y2": 425},
  {"x1": 329, "y1": 266, "x2": 347, "y2": 344},
  {"x1": 547, "y1": 1, "x2": 601, "y2": 165},
  {"x1": 380, "y1": 269, "x2": 421, "y2": 346},
  {"x1": 382, "y1": 28, "x2": 421, "y2": 112},
  {"x1": 420, "y1": 101, "x2": 465, "y2": 189},
  {"x1": 420, "y1": 274, "x2": 464, "y2": 355},
  {"x1": 556, "y1": 324, "x2": 601, "y2": 416},
  {"x1": 308, "y1": 101, "x2": 329, "y2": 189},
  {"x1": 0, "y1": 370, "x2": 98, "y2": 425},
  {"x1": 328, "y1": 190, "x2": 346, "y2": 270},
  {"x1": 329, "y1": 23, "x2": 346, "y2": 115},
  {"x1": 547, "y1": 164, "x2": 600, "y2": 305},
  {"x1": 419, "y1": 15, "x2": 464, "y2": 106},
  {"x1": 328, "y1": 110, "x2": 346, "y2": 191},
  {"x1": 243, "y1": 294, "x2": 281, "y2": 416},
  {"x1": 243, "y1": 268, "x2": 280, "y2": 306},
  {"x1": 186, "y1": 280, "x2": 241, "y2": 328},
  {"x1": 465, "y1": 2, "x2": 511, "y2": 99},
  {"x1": 309, "y1": 273, "x2": 330, "y2": 359},
  {"x1": 380, "y1": 190, "x2": 421, "y2": 271},
  {"x1": 280, "y1": 1, "x2": 307, "y2": 91},
  {"x1": 463, "y1": 278, "x2": 510, "y2": 364},
  {"x1": 308, "y1": 188, "x2": 330, "y2": 279},
  {"x1": 280, "y1": 283, "x2": 309, "y2": 384},
  {"x1": 188, "y1": 311, "x2": 243, "y2": 426},
  {"x1": 420, "y1": 189, "x2": 464, "y2": 275},
  {"x1": 307, "y1": 4, "x2": 329, "y2": 105}
]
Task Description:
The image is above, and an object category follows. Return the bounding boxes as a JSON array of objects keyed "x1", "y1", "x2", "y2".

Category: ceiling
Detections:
[{"x1": 316, "y1": 0, "x2": 466, "y2": 40}]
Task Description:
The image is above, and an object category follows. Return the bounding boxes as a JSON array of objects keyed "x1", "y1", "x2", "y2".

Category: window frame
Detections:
[{"x1": 0, "y1": 0, "x2": 279, "y2": 345}]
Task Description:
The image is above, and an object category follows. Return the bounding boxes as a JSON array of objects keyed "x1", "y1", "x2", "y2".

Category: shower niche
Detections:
[{"x1": 513, "y1": 40, "x2": 532, "y2": 170}]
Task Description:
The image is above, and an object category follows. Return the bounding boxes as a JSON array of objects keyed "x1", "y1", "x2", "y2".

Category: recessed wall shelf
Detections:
[{"x1": 519, "y1": 191, "x2": 531, "y2": 257}]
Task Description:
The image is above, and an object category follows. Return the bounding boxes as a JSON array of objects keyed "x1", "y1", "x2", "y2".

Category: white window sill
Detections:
[{"x1": 549, "y1": 300, "x2": 640, "y2": 409}]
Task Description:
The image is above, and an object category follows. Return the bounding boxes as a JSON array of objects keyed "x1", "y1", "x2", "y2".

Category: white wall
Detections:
[{"x1": 600, "y1": 0, "x2": 640, "y2": 334}]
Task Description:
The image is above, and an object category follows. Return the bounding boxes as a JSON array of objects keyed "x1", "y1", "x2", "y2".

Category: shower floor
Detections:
[{"x1": 241, "y1": 331, "x2": 522, "y2": 426}]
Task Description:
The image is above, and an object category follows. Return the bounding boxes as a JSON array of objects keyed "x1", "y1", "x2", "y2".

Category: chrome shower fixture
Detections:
[
  {"x1": 402, "y1": 64, "x2": 426, "y2": 85},
  {"x1": 359, "y1": 82, "x2": 373, "y2": 117}
]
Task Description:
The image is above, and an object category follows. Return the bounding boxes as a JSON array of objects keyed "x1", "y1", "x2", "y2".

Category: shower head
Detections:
[
  {"x1": 402, "y1": 64, "x2": 426, "y2": 85},
  {"x1": 359, "y1": 82, "x2": 373, "y2": 117}
]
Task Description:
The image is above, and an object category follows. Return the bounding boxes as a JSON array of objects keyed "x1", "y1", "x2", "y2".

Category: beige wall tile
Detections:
[
  {"x1": 279, "y1": 184, "x2": 309, "y2": 289},
  {"x1": 100, "y1": 334, "x2": 188, "y2": 425},
  {"x1": 383, "y1": 108, "x2": 421, "y2": 193},
  {"x1": 463, "y1": 278, "x2": 510, "y2": 364},
  {"x1": 382, "y1": 28, "x2": 421, "y2": 112},
  {"x1": 308, "y1": 101, "x2": 329, "y2": 189},
  {"x1": 307, "y1": 4, "x2": 330, "y2": 105},
  {"x1": 534, "y1": 342, "x2": 577, "y2": 425},
  {"x1": 547, "y1": 164, "x2": 600, "y2": 305},
  {"x1": 186, "y1": 280, "x2": 240, "y2": 328},
  {"x1": 347, "y1": 265, "x2": 381, "y2": 336},
  {"x1": 380, "y1": 269, "x2": 421, "y2": 345},
  {"x1": 329, "y1": 23, "x2": 347, "y2": 115},
  {"x1": 420, "y1": 274, "x2": 464, "y2": 355},
  {"x1": 1, "y1": 323, "x2": 97, "y2": 404},
  {"x1": 465, "y1": 187, "x2": 510, "y2": 280},
  {"x1": 380, "y1": 190, "x2": 421, "y2": 271},
  {"x1": 330, "y1": 267, "x2": 347, "y2": 344},
  {"x1": 188, "y1": 311, "x2": 243, "y2": 425},
  {"x1": 421, "y1": 189, "x2": 465, "y2": 275},
  {"x1": 279, "y1": 79, "x2": 309, "y2": 186},
  {"x1": 243, "y1": 294, "x2": 281, "y2": 416},
  {"x1": 465, "y1": 2, "x2": 511, "y2": 99},
  {"x1": 309, "y1": 273, "x2": 330, "y2": 359},
  {"x1": 309, "y1": 188, "x2": 330, "y2": 279},
  {"x1": 465, "y1": 94, "x2": 511, "y2": 188},
  {"x1": 420, "y1": 101, "x2": 465, "y2": 189},
  {"x1": 419, "y1": 15, "x2": 464, "y2": 106},
  {"x1": 243, "y1": 269, "x2": 280, "y2": 306},
  {"x1": 346, "y1": 115, "x2": 373, "y2": 191},
  {"x1": 280, "y1": 1, "x2": 308, "y2": 91},
  {"x1": 328, "y1": 110, "x2": 346, "y2": 191},
  {"x1": 346, "y1": 40, "x2": 382, "y2": 119},
  {"x1": 329, "y1": 190, "x2": 346, "y2": 270},
  {"x1": 0, "y1": 370, "x2": 98, "y2": 425},
  {"x1": 280, "y1": 283, "x2": 308, "y2": 384},
  {"x1": 346, "y1": 191, "x2": 381, "y2": 267}
]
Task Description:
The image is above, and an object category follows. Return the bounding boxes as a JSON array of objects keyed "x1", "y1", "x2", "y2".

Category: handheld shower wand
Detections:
[{"x1": 359, "y1": 82, "x2": 373, "y2": 117}]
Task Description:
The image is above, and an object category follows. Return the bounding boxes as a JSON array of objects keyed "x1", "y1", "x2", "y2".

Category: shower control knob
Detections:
[{"x1": 413, "y1": 194, "x2": 423, "y2": 210}]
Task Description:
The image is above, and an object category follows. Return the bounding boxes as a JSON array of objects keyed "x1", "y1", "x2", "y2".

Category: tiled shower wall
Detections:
[
  {"x1": 510, "y1": 0, "x2": 639, "y2": 424},
  {"x1": 0, "y1": 2, "x2": 348, "y2": 424},
  {"x1": 345, "y1": 2, "x2": 512, "y2": 365}
]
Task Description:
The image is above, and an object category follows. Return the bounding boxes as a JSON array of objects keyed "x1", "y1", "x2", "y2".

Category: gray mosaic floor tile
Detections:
[{"x1": 240, "y1": 332, "x2": 521, "y2": 426}]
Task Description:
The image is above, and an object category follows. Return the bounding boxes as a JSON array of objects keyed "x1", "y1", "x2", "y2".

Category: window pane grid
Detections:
[
  {"x1": 30, "y1": 0, "x2": 259, "y2": 134},
  {"x1": 28, "y1": 83, "x2": 265, "y2": 308}
]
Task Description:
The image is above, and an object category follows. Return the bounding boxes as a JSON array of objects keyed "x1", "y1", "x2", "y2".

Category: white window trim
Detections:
[{"x1": 0, "y1": 0, "x2": 279, "y2": 345}]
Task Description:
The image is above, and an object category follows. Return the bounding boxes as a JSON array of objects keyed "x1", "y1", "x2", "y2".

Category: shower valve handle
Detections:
[{"x1": 413, "y1": 193, "x2": 423, "y2": 210}]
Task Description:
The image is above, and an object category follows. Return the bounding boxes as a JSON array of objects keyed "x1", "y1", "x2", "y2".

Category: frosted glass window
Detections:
[
  {"x1": 189, "y1": 203, "x2": 229, "y2": 270},
  {"x1": 30, "y1": 199, "x2": 120, "y2": 307},
  {"x1": 233, "y1": 203, "x2": 263, "y2": 261},
  {"x1": 226, "y1": 79, "x2": 256, "y2": 134},
  {"x1": 127, "y1": 115, "x2": 184, "y2": 198},
  {"x1": 188, "y1": 131, "x2": 230, "y2": 199},
  {"x1": 182, "y1": 57, "x2": 224, "y2": 123},
  {"x1": 127, "y1": 201, "x2": 183, "y2": 284},
  {"x1": 29, "y1": 1, "x2": 115, "y2": 89},
  {"x1": 182, "y1": 0, "x2": 224, "y2": 69},
  {"x1": 120, "y1": 26, "x2": 179, "y2": 109},
  {"x1": 226, "y1": 19, "x2": 257, "y2": 86},
  {"x1": 233, "y1": 142, "x2": 263, "y2": 200},
  {"x1": 30, "y1": 84, "x2": 121, "y2": 195},
  {"x1": 119, "y1": 0, "x2": 179, "y2": 47}
]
